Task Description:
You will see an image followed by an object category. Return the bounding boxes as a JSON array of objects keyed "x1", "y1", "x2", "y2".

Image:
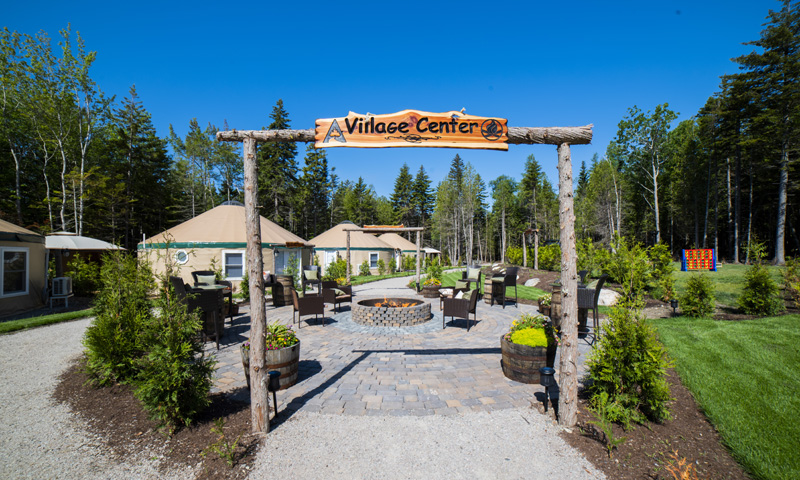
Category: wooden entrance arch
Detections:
[{"x1": 217, "y1": 121, "x2": 592, "y2": 435}]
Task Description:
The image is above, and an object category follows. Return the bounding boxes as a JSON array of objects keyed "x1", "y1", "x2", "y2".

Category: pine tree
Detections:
[
  {"x1": 107, "y1": 85, "x2": 172, "y2": 248},
  {"x1": 732, "y1": 0, "x2": 800, "y2": 264},
  {"x1": 298, "y1": 143, "x2": 330, "y2": 238},
  {"x1": 390, "y1": 163, "x2": 414, "y2": 227},
  {"x1": 412, "y1": 165, "x2": 433, "y2": 239},
  {"x1": 257, "y1": 100, "x2": 298, "y2": 228}
]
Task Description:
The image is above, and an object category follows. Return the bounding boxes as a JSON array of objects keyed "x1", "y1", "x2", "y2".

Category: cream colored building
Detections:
[
  {"x1": 0, "y1": 219, "x2": 47, "y2": 317},
  {"x1": 377, "y1": 232, "x2": 419, "y2": 270},
  {"x1": 310, "y1": 221, "x2": 394, "y2": 276},
  {"x1": 138, "y1": 203, "x2": 312, "y2": 289}
]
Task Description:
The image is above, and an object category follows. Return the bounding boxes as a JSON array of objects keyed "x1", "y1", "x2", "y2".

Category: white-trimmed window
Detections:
[
  {"x1": 174, "y1": 250, "x2": 189, "y2": 265},
  {"x1": 369, "y1": 252, "x2": 378, "y2": 268},
  {"x1": 222, "y1": 250, "x2": 245, "y2": 280},
  {"x1": 1, "y1": 247, "x2": 29, "y2": 297}
]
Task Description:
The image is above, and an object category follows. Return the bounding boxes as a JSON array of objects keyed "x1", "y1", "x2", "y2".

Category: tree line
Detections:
[{"x1": 2, "y1": 2, "x2": 798, "y2": 264}]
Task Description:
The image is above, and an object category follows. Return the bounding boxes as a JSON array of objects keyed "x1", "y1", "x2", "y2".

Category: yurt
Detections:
[
  {"x1": 311, "y1": 221, "x2": 393, "y2": 276},
  {"x1": 138, "y1": 202, "x2": 312, "y2": 288},
  {"x1": 377, "y1": 232, "x2": 419, "y2": 270},
  {"x1": 0, "y1": 219, "x2": 47, "y2": 317}
]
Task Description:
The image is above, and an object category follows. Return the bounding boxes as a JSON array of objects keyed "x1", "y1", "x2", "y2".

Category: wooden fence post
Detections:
[
  {"x1": 243, "y1": 137, "x2": 270, "y2": 435},
  {"x1": 556, "y1": 143, "x2": 579, "y2": 427}
]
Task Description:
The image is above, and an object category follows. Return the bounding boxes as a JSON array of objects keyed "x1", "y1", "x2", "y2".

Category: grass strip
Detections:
[
  {"x1": 0, "y1": 308, "x2": 95, "y2": 334},
  {"x1": 652, "y1": 315, "x2": 800, "y2": 480}
]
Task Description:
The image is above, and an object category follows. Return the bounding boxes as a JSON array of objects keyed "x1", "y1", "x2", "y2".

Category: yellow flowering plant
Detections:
[{"x1": 242, "y1": 320, "x2": 298, "y2": 351}]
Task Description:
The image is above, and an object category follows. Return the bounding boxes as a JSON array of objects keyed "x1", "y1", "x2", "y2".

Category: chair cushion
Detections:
[
  {"x1": 305, "y1": 270, "x2": 318, "y2": 281},
  {"x1": 455, "y1": 280, "x2": 469, "y2": 289},
  {"x1": 491, "y1": 277, "x2": 504, "y2": 283},
  {"x1": 464, "y1": 290, "x2": 474, "y2": 301},
  {"x1": 334, "y1": 288, "x2": 346, "y2": 296},
  {"x1": 455, "y1": 290, "x2": 464, "y2": 299},
  {"x1": 467, "y1": 267, "x2": 481, "y2": 279},
  {"x1": 197, "y1": 274, "x2": 216, "y2": 285}
]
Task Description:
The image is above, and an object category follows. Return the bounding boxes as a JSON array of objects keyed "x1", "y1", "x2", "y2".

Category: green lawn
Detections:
[
  {"x1": 0, "y1": 308, "x2": 95, "y2": 334},
  {"x1": 440, "y1": 271, "x2": 548, "y2": 301},
  {"x1": 673, "y1": 262, "x2": 784, "y2": 308},
  {"x1": 652, "y1": 315, "x2": 800, "y2": 480}
]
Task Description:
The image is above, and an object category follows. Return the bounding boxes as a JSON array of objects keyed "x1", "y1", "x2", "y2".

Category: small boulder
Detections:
[
  {"x1": 598, "y1": 289, "x2": 620, "y2": 306},
  {"x1": 524, "y1": 278, "x2": 540, "y2": 287}
]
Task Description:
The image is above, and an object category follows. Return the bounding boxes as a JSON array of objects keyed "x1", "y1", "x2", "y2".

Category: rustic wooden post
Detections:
[
  {"x1": 556, "y1": 143, "x2": 579, "y2": 427},
  {"x1": 346, "y1": 231, "x2": 351, "y2": 284},
  {"x1": 522, "y1": 231, "x2": 528, "y2": 267},
  {"x1": 534, "y1": 229, "x2": 539, "y2": 270},
  {"x1": 242, "y1": 137, "x2": 270, "y2": 435},
  {"x1": 416, "y1": 231, "x2": 421, "y2": 286}
]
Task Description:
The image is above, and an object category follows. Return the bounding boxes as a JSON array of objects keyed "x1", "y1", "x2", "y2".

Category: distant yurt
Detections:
[
  {"x1": 377, "y1": 232, "x2": 419, "y2": 270},
  {"x1": 0, "y1": 219, "x2": 47, "y2": 317},
  {"x1": 311, "y1": 221, "x2": 393, "y2": 276},
  {"x1": 138, "y1": 202, "x2": 312, "y2": 288}
]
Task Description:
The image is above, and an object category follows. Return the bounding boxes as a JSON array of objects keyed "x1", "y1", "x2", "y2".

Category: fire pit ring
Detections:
[{"x1": 352, "y1": 298, "x2": 432, "y2": 327}]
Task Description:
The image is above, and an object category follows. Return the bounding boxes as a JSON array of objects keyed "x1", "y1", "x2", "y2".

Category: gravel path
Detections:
[{"x1": 0, "y1": 276, "x2": 605, "y2": 480}]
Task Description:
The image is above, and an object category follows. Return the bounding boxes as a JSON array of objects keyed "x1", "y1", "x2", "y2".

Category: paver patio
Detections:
[{"x1": 206, "y1": 276, "x2": 596, "y2": 418}]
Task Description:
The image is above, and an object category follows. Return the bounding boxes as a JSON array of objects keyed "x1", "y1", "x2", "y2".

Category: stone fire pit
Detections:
[{"x1": 351, "y1": 298, "x2": 432, "y2": 327}]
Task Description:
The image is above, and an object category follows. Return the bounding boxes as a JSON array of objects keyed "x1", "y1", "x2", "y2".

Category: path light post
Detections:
[{"x1": 539, "y1": 367, "x2": 556, "y2": 414}]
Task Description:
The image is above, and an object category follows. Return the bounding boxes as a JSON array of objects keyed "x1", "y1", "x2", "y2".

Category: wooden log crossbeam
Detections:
[{"x1": 216, "y1": 125, "x2": 593, "y2": 146}]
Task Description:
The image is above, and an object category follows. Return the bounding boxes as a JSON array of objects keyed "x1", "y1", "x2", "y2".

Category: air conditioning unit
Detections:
[{"x1": 52, "y1": 277, "x2": 73, "y2": 297}]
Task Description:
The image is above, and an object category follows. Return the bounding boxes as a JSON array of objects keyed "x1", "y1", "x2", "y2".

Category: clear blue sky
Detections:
[{"x1": 5, "y1": 0, "x2": 778, "y2": 198}]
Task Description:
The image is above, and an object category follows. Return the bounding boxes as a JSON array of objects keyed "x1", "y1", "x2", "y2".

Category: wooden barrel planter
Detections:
[
  {"x1": 273, "y1": 275, "x2": 294, "y2": 307},
  {"x1": 483, "y1": 277, "x2": 493, "y2": 304},
  {"x1": 421, "y1": 285, "x2": 441, "y2": 298},
  {"x1": 500, "y1": 334, "x2": 556, "y2": 384},
  {"x1": 240, "y1": 340, "x2": 300, "y2": 390}
]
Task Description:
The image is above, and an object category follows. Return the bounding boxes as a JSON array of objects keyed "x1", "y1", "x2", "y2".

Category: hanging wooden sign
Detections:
[{"x1": 315, "y1": 109, "x2": 508, "y2": 150}]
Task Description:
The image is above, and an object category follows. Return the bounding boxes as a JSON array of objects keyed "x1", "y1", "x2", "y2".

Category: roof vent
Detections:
[{"x1": 221, "y1": 200, "x2": 244, "y2": 206}]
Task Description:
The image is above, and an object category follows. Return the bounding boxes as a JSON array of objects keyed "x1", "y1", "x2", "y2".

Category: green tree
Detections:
[
  {"x1": 390, "y1": 163, "x2": 414, "y2": 227},
  {"x1": 612, "y1": 103, "x2": 678, "y2": 244},
  {"x1": 490, "y1": 175, "x2": 518, "y2": 263},
  {"x1": 257, "y1": 100, "x2": 298, "y2": 228},
  {"x1": 732, "y1": 1, "x2": 800, "y2": 264},
  {"x1": 298, "y1": 143, "x2": 331, "y2": 238}
]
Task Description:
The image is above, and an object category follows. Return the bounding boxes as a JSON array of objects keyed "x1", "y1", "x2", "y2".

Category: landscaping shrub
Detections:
[
  {"x1": 506, "y1": 246, "x2": 523, "y2": 266},
  {"x1": 388, "y1": 257, "x2": 397, "y2": 274},
  {"x1": 83, "y1": 251, "x2": 153, "y2": 385},
  {"x1": 323, "y1": 257, "x2": 349, "y2": 281},
  {"x1": 586, "y1": 305, "x2": 672, "y2": 428},
  {"x1": 783, "y1": 257, "x2": 800, "y2": 309},
  {"x1": 648, "y1": 243, "x2": 676, "y2": 301},
  {"x1": 239, "y1": 270, "x2": 250, "y2": 301},
  {"x1": 538, "y1": 243, "x2": 561, "y2": 271},
  {"x1": 134, "y1": 277, "x2": 215, "y2": 431},
  {"x1": 377, "y1": 258, "x2": 386, "y2": 275},
  {"x1": 359, "y1": 260, "x2": 371, "y2": 276},
  {"x1": 577, "y1": 238, "x2": 601, "y2": 278},
  {"x1": 65, "y1": 253, "x2": 100, "y2": 296},
  {"x1": 738, "y1": 242, "x2": 784, "y2": 316},
  {"x1": 680, "y1": 274, "x2": 716, "y2": 318},
  {"x1": 285, "y1": 254, "x2": 300, "y2": 288}
]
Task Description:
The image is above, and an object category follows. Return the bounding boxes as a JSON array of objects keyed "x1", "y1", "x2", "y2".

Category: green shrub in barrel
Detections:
[
  {"x1": 241, "y1": 320, "x2": 300, "y2": 390},
  {"x1": 501, "y1": 313, "x2": 558, "y2": 384}
]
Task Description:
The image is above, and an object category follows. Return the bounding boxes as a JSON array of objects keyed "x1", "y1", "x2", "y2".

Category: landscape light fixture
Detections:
[
  {"x1": 267, "y1": 370, "x2": 281, "y2": 422},
  {"x1": 670, "y1": 299, "x2": 679, "y2": 316},
  {"x1": 539, "y1": 367, "x2": 556, "y2": 413}
]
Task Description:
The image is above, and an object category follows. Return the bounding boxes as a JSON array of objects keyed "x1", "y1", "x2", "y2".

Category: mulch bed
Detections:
[
  {"x1": 53, "y1": 360, "x2": 259, "y2": 479},
  {"x1": 561, "y1": 370, "x2": 751, "y2": 480}
]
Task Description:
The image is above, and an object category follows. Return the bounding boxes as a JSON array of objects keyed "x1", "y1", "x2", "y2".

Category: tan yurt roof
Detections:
[
  {"x1": 47, "y1": 232, "x2": 124, "y2": 251},
  {"x1": 378, "y1": 233, "x2": 418, "y2": 252},
  {"x1": 0, "y1": 219, "x2": 44, "y2": 244},
  {"x1": 139, "y1": 204, "x2": 309, "y2": 248},
  {"x1": 311, "y1": 221, "x2": 393, "y2": 250}
]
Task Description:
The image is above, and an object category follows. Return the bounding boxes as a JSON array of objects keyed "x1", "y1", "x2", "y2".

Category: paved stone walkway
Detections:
[{"x1": 205, "y1": 276, "x2": 597, "y2": 417}]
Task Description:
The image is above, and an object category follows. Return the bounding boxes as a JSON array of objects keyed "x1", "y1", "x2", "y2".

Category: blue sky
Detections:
[{"x1": 5, "y1": 0, "x2": 778, "y2": 198}]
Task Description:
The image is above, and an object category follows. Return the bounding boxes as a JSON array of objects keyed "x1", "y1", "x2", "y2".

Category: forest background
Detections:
[{"x1": 2, "y1": 2, "x2": 799, "y2": 265}]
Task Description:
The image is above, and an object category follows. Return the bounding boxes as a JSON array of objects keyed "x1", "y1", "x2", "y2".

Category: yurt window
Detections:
[
  {"x1": 223, "y1": 250, "x2": 245, "y2": 279},
  {"x1": 174, "y1": 250, "x2": 189, "y2": 265},
  {"x1": 369, "y1": 252, "x2": 378, "y2": 268},
  {"x1": 1, "y1": 247, "x2": 28, "y2": 297}
]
